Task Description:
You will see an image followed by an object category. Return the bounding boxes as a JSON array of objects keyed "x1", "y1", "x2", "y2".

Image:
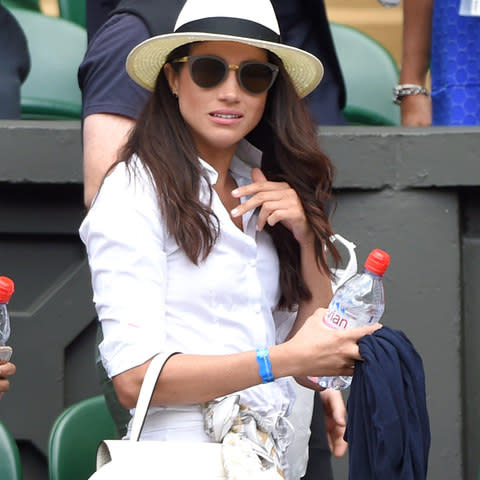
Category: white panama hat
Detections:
[{"x1": 126, "y1": 0, "x2": 324, "y2": 98}]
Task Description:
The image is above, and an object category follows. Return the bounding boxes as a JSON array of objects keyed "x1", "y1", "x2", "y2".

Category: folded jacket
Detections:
[{"x1": 345, "y1": 326, "x2": 431, "y2": 480}]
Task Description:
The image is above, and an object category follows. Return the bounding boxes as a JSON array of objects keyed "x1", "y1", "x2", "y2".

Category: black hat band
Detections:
[{"x1": 176, "y1": 17, "x2": 281, "y2": 43}]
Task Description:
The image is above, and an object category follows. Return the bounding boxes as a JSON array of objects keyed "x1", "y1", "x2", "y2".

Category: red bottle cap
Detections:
[
  {"x1": 364, "y1": 249, "x2": 390, "y2": 275},
  {"x1": 0, "y1": 277, "x2": 15, "y2": 303}
]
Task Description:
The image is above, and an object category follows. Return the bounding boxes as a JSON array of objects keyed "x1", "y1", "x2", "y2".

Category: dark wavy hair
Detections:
[{"x1": 116, "y1": 43, "x2": 340, "y2": 309}]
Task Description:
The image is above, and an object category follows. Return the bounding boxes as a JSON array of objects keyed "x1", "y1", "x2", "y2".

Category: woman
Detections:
[
  {"x1": 400, "y1": 0, "x2": 480, "y2": 126},
  {"x1": 80, "y1": 0, "x2": 378, "y2": 477}
]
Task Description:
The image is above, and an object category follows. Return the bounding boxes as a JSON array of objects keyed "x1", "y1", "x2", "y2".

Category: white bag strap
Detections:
[
  {"x1": 329, "y1": 233, "x2": 358, "y2": 292},
  {"x1": 129, "y1": 352, "x2": 179, "y2": 442}
]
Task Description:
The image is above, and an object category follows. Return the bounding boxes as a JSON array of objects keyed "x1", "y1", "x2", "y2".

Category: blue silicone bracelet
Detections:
[{"x1": 256, "y1": 348, "x2": 274, "y2": 383}]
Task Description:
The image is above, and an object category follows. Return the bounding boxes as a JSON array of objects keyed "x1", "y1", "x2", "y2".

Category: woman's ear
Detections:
[{"x1": 164, "y1": 63, "x2": 179, "y2": 97}]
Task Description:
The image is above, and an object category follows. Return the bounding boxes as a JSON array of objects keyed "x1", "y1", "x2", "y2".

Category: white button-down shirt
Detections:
[{"x1": 79, "y1": 140, "x2": 296, "y2": 417}]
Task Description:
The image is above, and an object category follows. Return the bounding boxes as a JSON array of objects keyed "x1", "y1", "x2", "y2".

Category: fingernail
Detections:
[
  {"x1": 232, "y1": 189, "x2": 239, "y2": 196},
  {"x1": 231, "y1": 208, "x2": 239, "y2": 216}
]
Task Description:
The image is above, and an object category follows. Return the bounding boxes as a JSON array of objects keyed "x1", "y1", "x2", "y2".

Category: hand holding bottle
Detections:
[
  {"x1": 0, "y1": 276, "x2": 15, "y2": 362},
  {"x1": 0, "y1": 361, "x2": 16, "y2": 399},
  {"x1": 286, "y1": 307, "x2": 381, "y2": 382},
  {"x1": 314, "y1": 249, "x2": 390, "y2": 390}
]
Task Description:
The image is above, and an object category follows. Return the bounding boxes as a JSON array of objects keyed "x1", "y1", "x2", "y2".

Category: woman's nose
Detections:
[{"x1": 217, "y1": 69, "x2": 241, "y2": 100}]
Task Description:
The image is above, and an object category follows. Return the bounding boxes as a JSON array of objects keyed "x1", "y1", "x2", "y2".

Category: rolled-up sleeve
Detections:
[{"x1": 79, "y1": 160, "x2": 168, "y2": 378}]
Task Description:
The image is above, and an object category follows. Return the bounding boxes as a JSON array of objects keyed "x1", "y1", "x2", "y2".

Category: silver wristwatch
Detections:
[{"x1": 392, "y1": 84, "x2": 430, "y2": 105}]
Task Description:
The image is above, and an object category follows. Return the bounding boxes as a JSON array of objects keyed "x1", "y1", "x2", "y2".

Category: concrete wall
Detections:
[{"x1": 1, "y1": 121, "x2": 479, "y2": 480}]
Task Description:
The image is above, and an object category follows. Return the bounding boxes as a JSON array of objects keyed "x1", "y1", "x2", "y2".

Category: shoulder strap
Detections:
[{"x1": 129, "y1": 352, "x2": 179, "y2": 442}]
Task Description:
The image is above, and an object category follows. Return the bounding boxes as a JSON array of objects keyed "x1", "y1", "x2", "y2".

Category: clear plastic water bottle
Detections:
[
  {"x1": 316, "y1": 249, "x2": 390, "y2": 390},
  {"x1": 0, "y1": 277, "x2": 15, "y2": 360}
]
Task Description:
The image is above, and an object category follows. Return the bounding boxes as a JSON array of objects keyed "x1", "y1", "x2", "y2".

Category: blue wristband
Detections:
[{"x1": 256, "y1": 348, "x2": 274, "y2": 383}]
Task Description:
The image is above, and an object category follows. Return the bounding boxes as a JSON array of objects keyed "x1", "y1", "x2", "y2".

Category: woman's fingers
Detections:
[
  {"x1": 233, "y1": 196, "x2": 305, "y2": 235},
  {"x1": 231, "y1": 186, "x2": 291, "y2": 216},
  {"x1": 291, "y1": 313, "x2": 382, "y2": 377},
  {"x1": 0, "y1": 362, "x2": 16, "y2": 397},
  {"x1": 231, "y1": 171, "x2": 312, "y2": 241},
  {"x1": 0, "y1": 361, "x2": 16, "y2": 377}
]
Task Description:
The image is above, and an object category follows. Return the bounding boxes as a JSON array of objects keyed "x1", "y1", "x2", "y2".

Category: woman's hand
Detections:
[
  {"x1": 231, "y1": 168, "x2": 313, "y2": 245},
  {"x1": 0, "y1": 361, "x2": 16, "y2": 400},
  {"x1": 401, "y1": 94, "x2": 432, "y2": 126},
  {"x1": 320, "y1": 389, "x2": 348, "y2": 457},
  {"x1": 286, "y1": 307, "x2": 381, "y2": 379}
]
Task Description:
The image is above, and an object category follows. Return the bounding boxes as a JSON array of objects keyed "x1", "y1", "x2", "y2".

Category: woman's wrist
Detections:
[
  {"x1": 268, "y1": 342, "x2": 303, "y2": 380},
  {"x1": 256, "y1": 348, "x2": 274, "y2": 383},
  {"x1": 393, "y1": 84, "x2": 430, "y2": 105},
  {"x1": 297, "y1": 229, "x2": 316, "y2": 249}
]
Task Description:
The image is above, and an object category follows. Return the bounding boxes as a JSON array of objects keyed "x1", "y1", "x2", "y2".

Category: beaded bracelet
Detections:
[{"x1": 256, "y1": 348, "x2": 274, "y2": 383}]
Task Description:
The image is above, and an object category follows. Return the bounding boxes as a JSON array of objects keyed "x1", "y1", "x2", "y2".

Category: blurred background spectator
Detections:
[
  {"x1": 400, "y1": 0, "x2": 480, "y2": 126},
  {"x1": 0, "y1": 3, "x2": 30, "y2": 119}
]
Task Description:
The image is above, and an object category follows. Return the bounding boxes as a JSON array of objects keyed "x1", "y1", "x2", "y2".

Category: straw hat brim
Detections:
[{"x1": 126, "y1": 32, "x2": 324, "y2": 98}]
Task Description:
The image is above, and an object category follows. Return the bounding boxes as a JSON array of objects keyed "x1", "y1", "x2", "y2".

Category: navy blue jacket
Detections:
[{"x1": 346, "y1": 326, "x2": 431, "y2": 480}]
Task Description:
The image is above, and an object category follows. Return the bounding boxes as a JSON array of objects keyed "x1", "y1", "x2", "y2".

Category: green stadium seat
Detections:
[
  {"x1": 0, "y1": 420, "x2": 22, "y2": 480},
  {"x1": 58, "y1": 0, "x2": 86, "y2": 28},
  {"x1": 2, "y1": 0, "x2": 39, "y2": 11},
  {"x1": 48, "y1": 395, "x2": 117, "y2": 480},
  {"x1": 330, "y1": 22, "x2": 400, "y2": 126},
  {"x1": 6, "y1": 6, "x2": 87, "y2": 120}
]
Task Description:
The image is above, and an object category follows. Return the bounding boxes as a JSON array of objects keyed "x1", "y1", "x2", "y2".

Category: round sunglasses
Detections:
[{"x1": 171, "y1": 55, "x2": 279, "y2": 95}]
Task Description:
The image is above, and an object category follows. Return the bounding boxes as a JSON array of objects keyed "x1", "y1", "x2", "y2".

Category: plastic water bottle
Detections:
[
  {"x1": 316, "y1": 249, "x2": 390, "y2": 390},
  {"x1": 0, "y1": 277, "x2": 15, "y2": 360}
]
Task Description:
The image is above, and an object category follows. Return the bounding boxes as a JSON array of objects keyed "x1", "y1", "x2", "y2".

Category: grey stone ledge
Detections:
[{"x1": 1, "y1": 121, "x2": 479, "y2": 188}]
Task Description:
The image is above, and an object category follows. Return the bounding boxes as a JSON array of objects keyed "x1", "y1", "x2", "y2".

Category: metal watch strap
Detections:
[{"x1": 393, "y1": 84, "x2": 430, "y2": 105}]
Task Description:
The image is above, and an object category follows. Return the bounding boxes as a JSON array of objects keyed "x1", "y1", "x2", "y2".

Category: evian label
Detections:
[{"x1": 324, "y1": 302, "x2": 350, "y2": 330}]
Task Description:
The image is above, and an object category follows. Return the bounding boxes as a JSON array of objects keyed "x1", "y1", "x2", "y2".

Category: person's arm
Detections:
[
  {"x1": 289, "y1": 233, "x2": 332, "y2": 333},
  {"x1": 113, "y1": 313, "x2": 377, "y2": 408},
  {"x1": 399, "y1": 0, "x2": 433, "y2": 126},
  {"x1": 78, "y1": 14, "x2": 151, "y2": 208},
  {"x1": 83, "y1": 113, "x2": 135, "y2": 208},
  {"x1": 0, "y1": 361, "x2": 16, "y2": 399},
  {"x1": 231, "y1": 168, "x2": 337, "y2": 386},
  {"x1": 244, "y1": 168, "x2": 332, "y2": 326}
]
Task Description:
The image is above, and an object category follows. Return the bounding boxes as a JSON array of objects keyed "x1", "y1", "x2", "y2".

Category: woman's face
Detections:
[{"x1": 165, "y1": 41, "x2": 269, "y2": 163}]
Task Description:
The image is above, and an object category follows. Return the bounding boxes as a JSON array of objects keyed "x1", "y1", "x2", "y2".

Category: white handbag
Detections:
[{"x1": 89, "y1": 352, "x2": 226, "y2": 480}]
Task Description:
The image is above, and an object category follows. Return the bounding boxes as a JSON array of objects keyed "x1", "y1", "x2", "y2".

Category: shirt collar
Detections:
[{"x1": 198, "y1": 139, "x2": 263, "y2": 185}]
